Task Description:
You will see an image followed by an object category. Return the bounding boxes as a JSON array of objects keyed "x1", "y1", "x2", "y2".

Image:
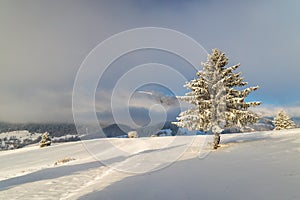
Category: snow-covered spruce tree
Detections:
[
  {"x1": 173, "y1": 49, "x2": 261, "y2": 149},
  {"x1": 274, "y1": 110, "x2": 295, "y2": 130},
  {"x1": 40, "y1": 132, "x2": 51, "y2": 148}
]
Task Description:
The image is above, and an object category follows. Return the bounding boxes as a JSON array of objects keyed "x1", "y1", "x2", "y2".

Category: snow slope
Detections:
[{"x1": 0, "y1": 129, "x2": 299, "y2": 200}]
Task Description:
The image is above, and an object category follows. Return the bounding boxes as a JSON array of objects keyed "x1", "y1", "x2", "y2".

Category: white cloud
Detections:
[
  {"x1": 1, "y1": 0, "x2": 300, "y2": 123},
  {"x1": 251, "y1": 105, "x2": 300, "y2": 117}
]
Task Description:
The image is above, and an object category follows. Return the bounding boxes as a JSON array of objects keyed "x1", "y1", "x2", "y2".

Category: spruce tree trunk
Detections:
[
  {"x1": 213, "y1": 132, "x2": 220, "y2": 149},
  {"x1": 211, "y1": 125, "x2": 221, "y2": 149}
]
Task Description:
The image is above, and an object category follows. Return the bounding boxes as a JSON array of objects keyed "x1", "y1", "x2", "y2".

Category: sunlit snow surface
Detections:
[{"x1": 0, "y1": 129, "x2": 299, "y2": 200}]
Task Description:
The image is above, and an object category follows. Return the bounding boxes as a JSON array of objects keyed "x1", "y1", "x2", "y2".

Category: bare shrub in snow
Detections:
[{"x1": 54, "y1": 157, "x2": 76, "y2": 165}]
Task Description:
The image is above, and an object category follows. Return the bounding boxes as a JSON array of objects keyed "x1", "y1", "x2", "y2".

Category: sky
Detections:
[{"x1": 0, "y1": 0, "x2": 300, "y2": 124}]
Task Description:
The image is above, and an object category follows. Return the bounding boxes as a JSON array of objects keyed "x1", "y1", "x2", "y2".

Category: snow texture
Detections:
[{"x1": 0, "y1": 129, "x2": 299, "y2": 199}]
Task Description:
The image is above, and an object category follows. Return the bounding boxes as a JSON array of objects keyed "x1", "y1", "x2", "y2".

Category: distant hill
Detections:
[
  {"x1": 0, "y1": 116, "x2": 297, "y2": 140},
  {"x1": 103, "y1": 124, "x2": 133, "y2": 137},
  {"x1": 0, "y1": 122, "x2": 77, "y2": 137}
]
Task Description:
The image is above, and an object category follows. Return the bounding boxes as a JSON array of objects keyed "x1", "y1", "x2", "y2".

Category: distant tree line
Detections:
[
  {"x1": 0, "y1": 122, "x2": 77, "y2": 137},
  {"x1": 0, "y1": 135, "x2": 41, "y2": 150}
]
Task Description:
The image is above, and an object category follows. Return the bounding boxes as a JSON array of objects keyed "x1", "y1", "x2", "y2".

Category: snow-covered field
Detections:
[{"x1": 0, "y1": 129, "x2": 299, "y2": 200}]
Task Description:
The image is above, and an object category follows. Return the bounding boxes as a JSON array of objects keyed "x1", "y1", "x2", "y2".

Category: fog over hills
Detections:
[{"x1": 1, "y1": 91, "x2": 299, "y2": 148}]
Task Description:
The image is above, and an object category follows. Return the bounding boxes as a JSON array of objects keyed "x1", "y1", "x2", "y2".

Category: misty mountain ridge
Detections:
[{"x1": 1, "y1": 85, "x2": 299, "y2": 140}]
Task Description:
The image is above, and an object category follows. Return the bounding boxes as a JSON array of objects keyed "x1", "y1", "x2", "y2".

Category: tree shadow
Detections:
[
  {"x1": 0, "y1": 160, "x2": 102, "y2": 191},
  {"x1": 221, "y1": 133, "x2": 271, "y2": 144},
  {"x1": 0, "y1": 143, "x2": 185, "y2": 191}
]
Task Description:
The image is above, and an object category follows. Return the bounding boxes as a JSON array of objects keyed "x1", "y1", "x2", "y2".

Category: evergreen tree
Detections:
[
  {"x1": 274, "y1": 110, "x2": 295, "y2": 130},
  {"x1": 40, "y1": 132, "x2": 51, "y2": 147},
  {"x1": 173, "y1": 49, "x2": 261, "y2": 149}
]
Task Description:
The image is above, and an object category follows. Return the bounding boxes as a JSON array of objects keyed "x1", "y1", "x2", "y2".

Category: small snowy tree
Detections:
[
  {"x1": 173, "y1": 49, "x2": 261, "y2": 149},
  {"x1": 128, "y1": 131, "x2": 138, "y2": 138},
  {"x1": 274, "y1": 110, "x2": 295, "y2": 130},
  {"x1": 40, "y1": 132, "x2": 51, "y2": 147}
]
